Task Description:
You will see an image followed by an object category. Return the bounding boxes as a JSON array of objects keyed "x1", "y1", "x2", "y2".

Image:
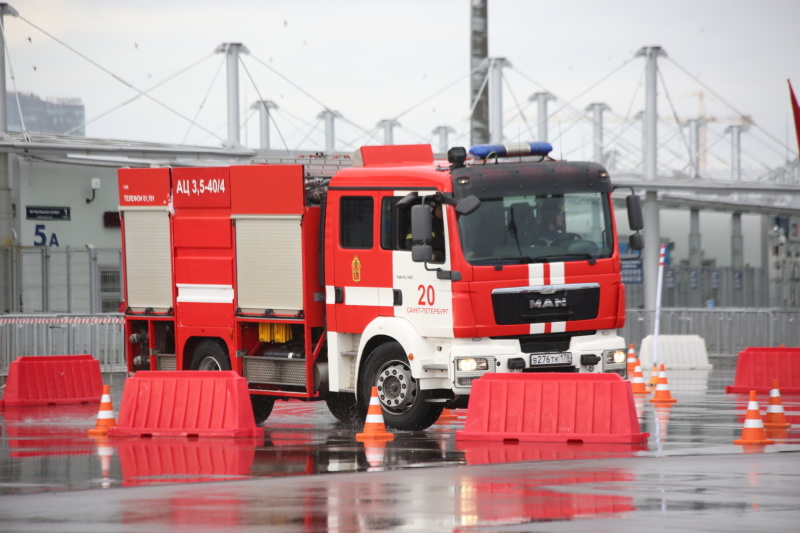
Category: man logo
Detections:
[{"x1": 529, "y1": 298, "x2": 567, "y2": 309}]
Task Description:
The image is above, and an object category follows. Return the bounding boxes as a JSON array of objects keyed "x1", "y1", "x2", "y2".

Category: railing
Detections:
[
  {"x1": 0, "y1": 315, "x2": 126, "y2": 376},
  {"x1": 1, "y1": 309, "x2": 798, "y2": 378},
  {"x1": 621, "y1": 308, "x2": 800, "y2": 356}
]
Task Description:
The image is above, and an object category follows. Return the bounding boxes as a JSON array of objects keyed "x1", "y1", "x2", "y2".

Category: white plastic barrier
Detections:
[{"x1": 638, "y1": 334, "x2": 712, "y2": 370}]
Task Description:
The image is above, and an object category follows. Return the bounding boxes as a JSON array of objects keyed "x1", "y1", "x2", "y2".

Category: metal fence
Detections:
[
  {"x1": 1, "y1": 309, "x2": 798, "y2": 378},
  {"x1": 2, "y1": 246, "x2": 123, "y2": 314},
  {"x1": 621, "y1": 308, "x2": 800, "y2": 356},
  {"x1": 624, "y1": 265, "x2": 800, "y2": 309},
  {"x1": 3, "y1": 246, "x2": 799, "y2": 313},
  {"x1": 0, "y1": 315, "x2": 126, "y2": 376}
]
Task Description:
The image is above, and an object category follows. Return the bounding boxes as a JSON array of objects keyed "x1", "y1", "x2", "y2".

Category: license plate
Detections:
[{"x1": 530, "y1": 352, "x2": 572, "y2": 365}]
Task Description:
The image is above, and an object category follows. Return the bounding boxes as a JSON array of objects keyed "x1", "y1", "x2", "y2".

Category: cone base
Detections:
[
  {"x1": 356, "y1": 432, "x2": 395, "y2": 442},
  {"x1": 87, "y1": 427, "x2": 110, "y2": 437},
  {"x1": 764, "y1": 421, "x2": 791, "y2": 429},
  {"x1": 649, "y1": 397, "x2": 677, "y2": 404},
  {"x1": 632, "y1": 389, "x2": 651, "y2": 395},
  {"x1": 734, "y1": 438, "x2": 775, "y2": 445}
]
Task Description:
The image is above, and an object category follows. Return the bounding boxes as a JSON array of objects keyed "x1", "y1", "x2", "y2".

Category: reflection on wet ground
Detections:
[
  {"x1": 1, "y1": 360, "x2": 798, "y2": 495},
  {"x1": 1, "y1": 360, "x2": 800, "y2": 531}
]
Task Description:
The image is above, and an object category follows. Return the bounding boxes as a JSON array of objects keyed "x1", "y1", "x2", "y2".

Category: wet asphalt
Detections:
[{"x1": 1, "y1": 359, "x2": 799, "y2": 531}]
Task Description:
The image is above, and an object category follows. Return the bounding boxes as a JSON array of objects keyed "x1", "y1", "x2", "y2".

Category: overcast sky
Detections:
[{"x1": 5, "y1": 0, "x2": 800, "y2": 176}]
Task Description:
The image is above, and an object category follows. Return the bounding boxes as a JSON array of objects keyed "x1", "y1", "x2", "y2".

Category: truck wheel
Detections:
[
  {"x1": 358, "y1": 341, "x2": 443, "y2": 431},
  {"x1": 324, "y1": 391, "x2": 360, "y2": 423},
  {"x1": 251, "y1": 395, "x2": 275, "y2": 425},
  {"x1": 191, "y1": 339, "x2": 231, "y2": 371}
]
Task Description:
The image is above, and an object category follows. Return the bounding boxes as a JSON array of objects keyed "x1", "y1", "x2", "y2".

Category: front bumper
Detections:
[{"x1": 439, "y1": 331, "x2": 627, "y2": 395}]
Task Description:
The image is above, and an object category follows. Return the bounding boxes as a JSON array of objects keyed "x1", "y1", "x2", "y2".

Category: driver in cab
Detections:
[{"x1": 535, "y1": 201, "x2": 566, "y2": 245}]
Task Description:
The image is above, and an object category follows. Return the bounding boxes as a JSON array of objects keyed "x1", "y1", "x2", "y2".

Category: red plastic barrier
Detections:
[
  {"x1": 1, "y1": 355, "x2": 103, "y2": 407},
  {"x1": 455, "y1": 373, "x2": 648, "y2": 444},
  {"x1": 726, "y1": 347, "x2": 800, "y2": 394},
  {"x1": 108, "y1": 371, "x2": 264, "y2": 438}
]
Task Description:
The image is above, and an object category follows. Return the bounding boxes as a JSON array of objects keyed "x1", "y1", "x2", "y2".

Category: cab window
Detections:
[{"x1": 340, "y1": 196, "x2": 373, "y2": 249}]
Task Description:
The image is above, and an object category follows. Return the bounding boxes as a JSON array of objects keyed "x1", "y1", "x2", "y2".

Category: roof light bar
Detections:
[{"x1": 468, "y1": 142, "x2": 553, "y2": 160}]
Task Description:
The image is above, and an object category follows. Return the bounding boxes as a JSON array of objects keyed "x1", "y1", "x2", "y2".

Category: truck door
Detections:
[
  {"x1": 380, "y1": 191, "x2": 454, "y2": 339},
  {"x1": 327, "y1": 192, "x2": 392, "y2": 334}
]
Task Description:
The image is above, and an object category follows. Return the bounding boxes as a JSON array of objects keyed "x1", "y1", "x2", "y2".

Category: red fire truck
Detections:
[{"x1": 118, "y1": 142, "x2": 643, "y2": 431}]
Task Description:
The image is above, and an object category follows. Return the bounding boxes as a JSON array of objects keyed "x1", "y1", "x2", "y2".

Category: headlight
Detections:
[
  {"x1": 456, "y1": 358, "x2": 489, "y2": 372},
  {"x1": 604, "y1": 349, "x2": 627, "y2": 365}
]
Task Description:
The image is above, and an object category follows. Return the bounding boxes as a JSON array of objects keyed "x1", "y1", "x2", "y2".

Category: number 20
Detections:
[{"x1": 417, "y1": 284, "x2": 435, "y2": 306}]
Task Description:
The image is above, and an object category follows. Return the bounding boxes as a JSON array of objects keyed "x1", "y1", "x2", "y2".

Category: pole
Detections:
[
  {"x1": 0, "y1": 4, "x2": 19, "y2": 315},
  {"x1": 251, "y1": 100, "x2": 277, "y2": 150},
  {"x1": 652, "y1": 244, "x2": 666, "y2": 367},
  {"x1": 317, "y1": 110, "x2": 340, "y2": 153},
  {"x1": 636, "y1": 46, "x2": 666, "y2": 314},
  {"x1": 215, "y1": 43, "x2": 249, "y2": 147},
  {"x1": 530, "y1": 92, "x2": 555, "y2": 143},
  {"x1": 432, "y1": 126, "x2": 455, "y2": 154},
  {"x1": 469, "y1": 0, "x2": 489, "y2": 145},
  {"x1": 377, "y1": 119, "x2": 399, "y2": 145},
  {"x1": 489, "y1": 58, "x2": 510, "y2": 144},
  {"x1": 586, "y1": 103, "x2": 610, "y2": 164}
]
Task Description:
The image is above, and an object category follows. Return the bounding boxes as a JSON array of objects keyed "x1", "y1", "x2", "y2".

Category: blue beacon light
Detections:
[{"x1": 468, "y1": 142, "x2": 553, "y2": 159}]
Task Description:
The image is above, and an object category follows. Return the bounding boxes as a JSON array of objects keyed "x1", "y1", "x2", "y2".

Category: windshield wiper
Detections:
[{"x1": 534, "y1": 252, "x2": 600, "y2": 265}]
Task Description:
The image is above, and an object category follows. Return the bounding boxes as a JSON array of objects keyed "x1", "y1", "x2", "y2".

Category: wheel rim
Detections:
[
  {"x1": 375, "y1": 360, "x2": 417, "y2": 412},
  {"x1": 197, "y1": 356, "x2": 222, "y2": 371}
]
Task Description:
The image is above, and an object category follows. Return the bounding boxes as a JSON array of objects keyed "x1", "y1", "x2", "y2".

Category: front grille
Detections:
[
  {"x1": 492, "y1": 285, "x2": 599, "y2": 325},
  {"x1": 492, "y1": 331, "x2": 595, "y2": 354}
]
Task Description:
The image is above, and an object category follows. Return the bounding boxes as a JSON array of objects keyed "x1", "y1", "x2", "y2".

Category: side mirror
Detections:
[
  {"x1": 629, "y1": 232, "x2": 644, "y2": 251},
  {"x1": 411, "y1": 204, "x2": 432, "y2": 243},
  {"x1": 626, "y1": 194, "x2": 643, "y2": 231},
  {"x1": 412, "y1": 244, "x2": 433, "y2": 263},
  {"x1": 455, "y1": 195, "x2": 481, "y2": 216}
]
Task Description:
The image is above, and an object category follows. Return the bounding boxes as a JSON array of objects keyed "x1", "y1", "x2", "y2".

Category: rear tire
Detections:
[
  {"x1": 358, "y1": 342, "x2": 443, "y2": 431},
  {"x1": 324, "y1": 391, "x2": 360, "y2": 423},
  {"x1": 190, "y1": 339, "x2": 231, "y2": 371},
  {"x1": 251, "y1": 395, "x2": 275, "y2": 425}
]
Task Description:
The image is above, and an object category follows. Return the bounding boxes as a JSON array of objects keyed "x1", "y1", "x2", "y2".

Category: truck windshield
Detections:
[{"x1": 458, "y1": 191, "x2": 614, "y2": 264}]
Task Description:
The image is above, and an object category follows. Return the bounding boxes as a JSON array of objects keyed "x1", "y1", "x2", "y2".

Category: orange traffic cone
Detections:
[
  {"x1": 435, "y1": 408, "x2": 459, "y2": 424},
  {"x1": 649, "y1": 364, "x2": 677, "y2": 403},
  {"x1": 626, "y1": 344, "x2": 638, "y2": 375},
  {"x1": 88, "y1": 384, "x2": 116, "y2": 437},
  {"x1": 764, "y1": 379, "x2": 791, "y2": 429},
  {"x1": 648, "y1": 364, "x2": 660, "y2": 390},
  {"x1": 630, "y1": 364, "x2": 651, "y2": 395},
  {"x1": 734, "y1": 390, "x2": 775, "y2": 445},
  {"x1": 356, "y1": 387, "x2": 394, "y2": 442}
]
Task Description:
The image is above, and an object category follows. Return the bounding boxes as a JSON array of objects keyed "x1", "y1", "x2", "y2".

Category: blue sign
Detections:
[{"x1": 621, "y1": 259, "x2": 643, "y2": 284}]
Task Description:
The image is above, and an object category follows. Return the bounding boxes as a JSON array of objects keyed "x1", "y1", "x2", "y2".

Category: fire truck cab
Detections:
[{"x1": 118, "y1": 142, "x2": 643, "y2": 431}]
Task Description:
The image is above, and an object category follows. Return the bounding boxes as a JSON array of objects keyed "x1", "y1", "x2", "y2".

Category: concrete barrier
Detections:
[
  {"x1": 109, "y1": 371, "x2": 265, "y2": 438},
  {"x1": 1, "y1": 354, "x2": 103, "y2": 407},
  {"x1": 455, "y1": 373, "x2": 648, "y2": 444},
  {"x1": 638, "y1": 334, "x2": 712, "y2": 370}
]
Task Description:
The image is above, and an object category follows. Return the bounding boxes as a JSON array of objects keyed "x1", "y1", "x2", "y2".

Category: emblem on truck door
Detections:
[{"x1": 352, "y1": 255, "x2": 361, "y2": 283}]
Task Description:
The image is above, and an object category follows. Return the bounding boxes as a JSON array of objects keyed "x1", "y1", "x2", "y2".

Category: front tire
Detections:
[
  {"x1": 358, "y1": 342, "x2": 443, "y2": 431},
  {"x1": 191, "y1": 339, "x2": 231, "y2": 371}
]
